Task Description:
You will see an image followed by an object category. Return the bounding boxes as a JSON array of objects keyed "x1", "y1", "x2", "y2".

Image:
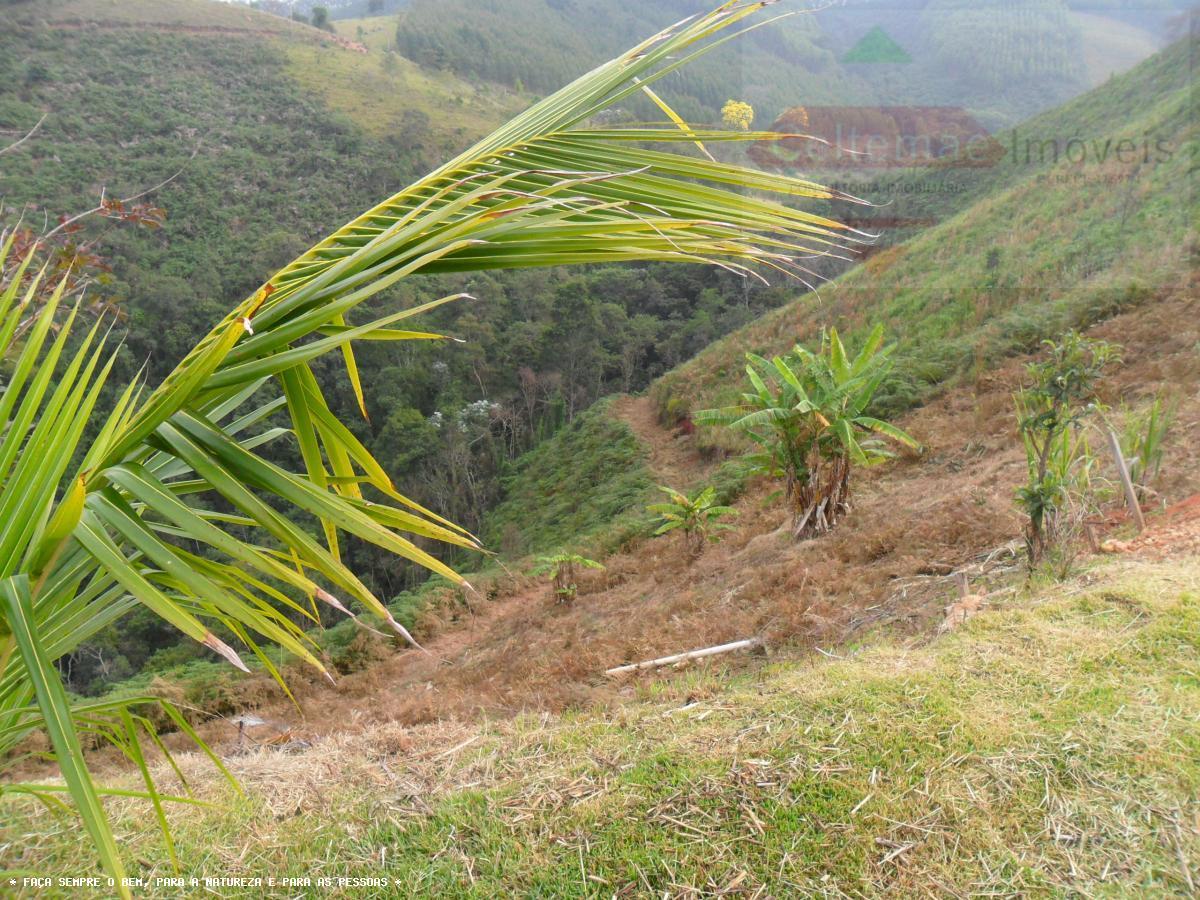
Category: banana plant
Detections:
[
  {"x1": 695, "y1": 325, "x2": 920, "y2": 538},
  {"x1": 0, "y1": 2, "x2": 860, "y2": 886},
  {"x1": 648, "y1": 484, "x2": 738, "y2": 557},
  {"x1": 529, "y1": 553, "x2": 605, "y2": 603}
]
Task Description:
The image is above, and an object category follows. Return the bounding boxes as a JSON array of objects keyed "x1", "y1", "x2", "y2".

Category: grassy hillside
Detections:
[
  {"x1": 481, "y1": 398, "x2": 654, "y2": 558},
  {"x1": 852, "y1": 27, "x2": 1198, "y2": 235},
  {"x1": 22, "y1": 0, "x2": 521, "y2": 145},
  {"x1": 465, "y1": 34, "x2": 1196, "y2": 552},
  {"x1": 393, "y1": 0, "x2": 1169, "y2": 129},
  {"x1": 7, "y1": 555, "x2": 1198, "y2": 894},
  {"x1": 287, "y1": 15, "x2": 525, "y2": 140},
  {"x1": 653, "y1": 33, "x2": 1197, "y2": 436}
]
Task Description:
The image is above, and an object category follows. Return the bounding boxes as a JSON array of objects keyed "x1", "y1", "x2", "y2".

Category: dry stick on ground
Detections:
[
  {"x1": 605, "y1": 638, "x2": 764, "y2": 677},
  {"x1": 954, "y1": 571, "x2": 970, "y2": 598},
  {"x1": 940, "y1": 572, "x2": 988, "y2": 634},
  {"x1": 0, "y1": 114, "x2": 46, "y2": 156},
  {"x1": 1106, "y1": 427, "x2": 1146, "y2": 533}
]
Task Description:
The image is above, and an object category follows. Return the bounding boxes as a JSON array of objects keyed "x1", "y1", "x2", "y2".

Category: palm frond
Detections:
[
  {"x1": 854, "y1": 416, "x2": 922, "y2": 452},
  {"x1": 0, "y1": 4, "x2": 856, "y2": 887}
]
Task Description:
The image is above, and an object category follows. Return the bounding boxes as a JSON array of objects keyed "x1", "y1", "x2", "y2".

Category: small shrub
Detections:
[
  {"x1": 1119, "y1": 393, "x2": 1175, "y2": 499},
  {"x1": 329, "y1": 630, "x2": 387, "y2": 674},
  {"x1": 694, "y1": 325, "x2": 920, "y2": 539},
  {"x1": 529, "y1": 553, "x2": 605, "y2": 603},
  {"x1": 647, "y1": 484, "x2": 738, "y2": 557},
  {"x1": 1015, "y1": 331, "x2": 1118, "y2": 567}
]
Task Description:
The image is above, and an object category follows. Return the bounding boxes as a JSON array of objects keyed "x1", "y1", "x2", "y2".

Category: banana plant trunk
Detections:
[
  {"x1": 792, "y1": 454, "x2": 852, "y2": 539},
  {"x1": 554, "y1": 563, "x2": 576, "y2": 603}
]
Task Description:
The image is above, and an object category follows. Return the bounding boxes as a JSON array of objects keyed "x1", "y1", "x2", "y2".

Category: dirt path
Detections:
[{"x1": 610, "y1": 395, "x2": 712, "y2": 489}]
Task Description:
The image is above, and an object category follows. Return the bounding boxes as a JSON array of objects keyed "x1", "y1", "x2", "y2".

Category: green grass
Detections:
[
  {"x1": 7, "y1": 557, "x2": 1197, "y2": 895},
  {"x1": 334, "y1": 15, "x2": 396, "y2": 52},
  {"x1": 288, "y1": 18, "x2": 525, "y2": 142},
  {"x1": 481, "y1": 398, "x2": 655, "y2": 559}
]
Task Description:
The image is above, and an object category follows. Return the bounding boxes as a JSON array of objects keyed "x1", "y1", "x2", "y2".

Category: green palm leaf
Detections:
[
  {"x1": 1, "y1": 3, "x2": 856, "y2": 887},
  {"x1": 1, "y1": 576, "x2": 127, "y2": 885},
  {"x1": 854, "y1": 416, "x2": 922, "y2": 452}
]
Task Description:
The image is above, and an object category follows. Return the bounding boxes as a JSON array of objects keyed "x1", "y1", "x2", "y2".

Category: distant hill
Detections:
[
  {"x1": 393, "y1": 0, "x2": 1174, "y2": 130},
  {"x1": 651, "y1": 31, "x2": 1197, "y2": 430},
  {"x1": 0, "y1": 0, "x2": 506, "y2": 376}
]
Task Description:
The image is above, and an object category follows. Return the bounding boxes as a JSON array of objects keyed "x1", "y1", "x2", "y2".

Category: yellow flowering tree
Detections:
[{"x1": 721, "y1": 99, "x2": 754, "y2": 130}]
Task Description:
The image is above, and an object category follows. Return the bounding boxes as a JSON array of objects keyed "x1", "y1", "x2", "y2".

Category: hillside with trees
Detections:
[
  {"x1": 0, "y1": 2, "x2": 1197, "y2": 894},
  {"x1": 1, "y1": 0, "x2": 826, "y2": 687},
  {"x1": 394, "y1": 0, "x2": 1177, "y2": 128},
  {"x1": 657, "y1": 30, "x2": 1196, "y2": 426}
]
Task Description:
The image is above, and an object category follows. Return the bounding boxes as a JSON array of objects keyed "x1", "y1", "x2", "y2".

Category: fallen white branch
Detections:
[
  {"x1": 0, "y1": 113, "x2": 45, "y2": 156},
  {"x1": 605, "y1": 638, "x2": 763, "y2": 677}
]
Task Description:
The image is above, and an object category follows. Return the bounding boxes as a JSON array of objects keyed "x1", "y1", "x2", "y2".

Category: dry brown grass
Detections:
[
  {"x1": 159, "y1": 289, "x2": 1200, "y2": 759},
  {"x1": 8, "y1": 557, "x2": 1197, "y2": 896}
]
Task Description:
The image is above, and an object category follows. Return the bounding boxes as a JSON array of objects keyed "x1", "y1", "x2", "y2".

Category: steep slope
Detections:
[
  {"x1": 138, "y1": 285, "x2": 1198, "y2": 734},
  {"x1": 848, "y1": 26, "x2": 1198, "y2": 240},
  {"x1": 102, "y1": 34, "x2": 1197, "y2": 727},
  {"x1": 0, "y1": 0, "x2": 531, "y2": 687},
  {"x1": 2, "y1": 21, "x2": 1198, "y2": 893},
  {"x1": 28, "y1": 19, "x2": 1190, "y2": 709},
  {"x1": 4, "y1": 1, "x2": 829, "y2": 692},
  {"x1": 1, "y1": 0, "x2": 805, "y2": 533},
  {"x1": 473, "y1": 33, "x2": 1195, "y2": 561},
  {"x1": 654, "y1": 33, "x2": 1197, "y2": 433}
]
